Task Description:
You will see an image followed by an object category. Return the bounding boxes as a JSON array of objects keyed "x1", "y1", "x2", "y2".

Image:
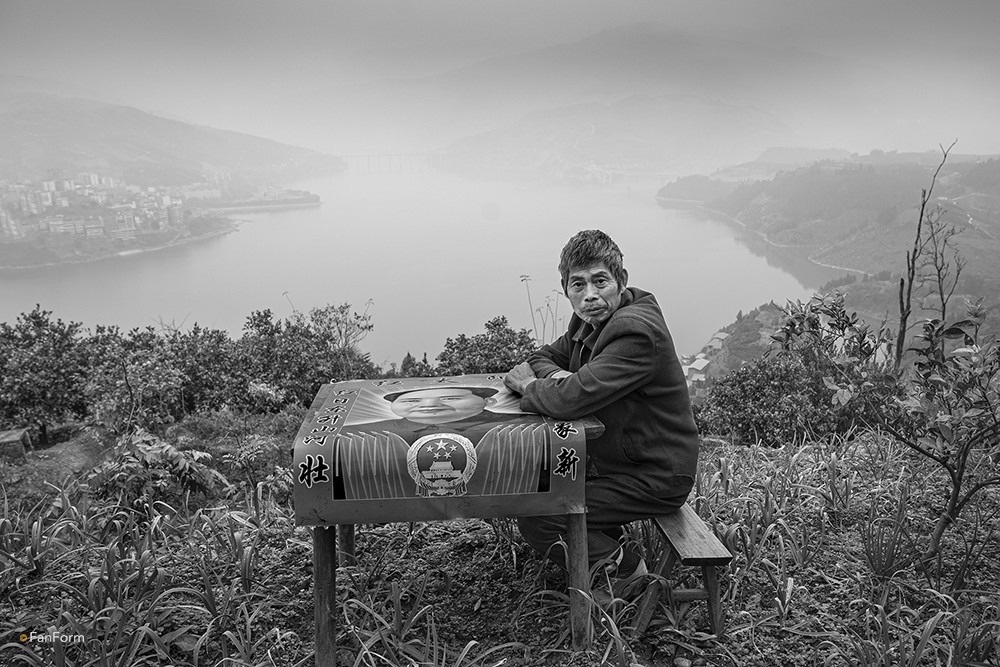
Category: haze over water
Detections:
[{"x1": 0, "y1": 171, "x2": 843, "y2": 366}]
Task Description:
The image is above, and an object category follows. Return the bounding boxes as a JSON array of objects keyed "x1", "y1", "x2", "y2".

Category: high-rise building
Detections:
[
  {"x1": 110, "y1": 204, "x2": 136, "y2": 231},
  {"x1": 167, "y1": 204, "x2": 184, "y2": 227},
  {"x1": 0, "y1": 207, "x2": 21, "y2": 241}
]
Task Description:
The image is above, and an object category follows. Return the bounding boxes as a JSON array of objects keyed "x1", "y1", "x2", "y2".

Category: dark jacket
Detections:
[{"x1": 519, "y1": 287, "x2": 698, "y2": 496}]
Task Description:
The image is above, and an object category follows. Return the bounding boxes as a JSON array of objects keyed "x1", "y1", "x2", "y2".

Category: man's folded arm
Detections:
[
  {"x1": 519, "y1": 323, "x2": 657, "y2": 419},
  {"x1": 526, "y1": 329, "x2": 573, "y2": 378}
]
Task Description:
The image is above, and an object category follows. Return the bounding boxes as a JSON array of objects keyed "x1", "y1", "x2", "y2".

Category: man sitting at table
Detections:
[{"x1": 504, "y1": 229, "x2": 700, "y2": 582}]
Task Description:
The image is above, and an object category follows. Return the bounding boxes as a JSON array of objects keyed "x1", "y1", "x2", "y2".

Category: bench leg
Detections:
[
  {"x1": 632, "y1": 546, "x2": 678, "y2": 636},
  {"x1": 566, "y1": 512, "x2": 591, "y2": 650},
  {"x1": 702, "y1": 565, "x2": 724, "y2": 637},
  {"x1": 632, "y1": 579, "x2": 664, "y2": 636},
  {"x1": 314, "y1": 526, "x2": 338, "y2": 667}
]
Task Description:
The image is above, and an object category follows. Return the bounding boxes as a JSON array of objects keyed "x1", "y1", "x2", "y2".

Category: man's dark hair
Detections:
[
  {"x1": 382, "y1": 386, "x2": 498, "y2": 402},
  {"x1": 558, "y1": 229, "x2": 627, "y2": 292}
]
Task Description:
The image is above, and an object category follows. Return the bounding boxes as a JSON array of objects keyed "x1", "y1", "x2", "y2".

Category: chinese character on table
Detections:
[
  {"x1": 552, "y1": 421, "x2": 579, "y2": 439},
  {"x1": 554, "y1": 447, "x2": 580, "y2": 480},
  {"x1": 298, "y1": 454, "x2": 330, "y2": 488}
]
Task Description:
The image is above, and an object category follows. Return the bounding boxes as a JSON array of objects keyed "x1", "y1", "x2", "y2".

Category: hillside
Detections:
[
  {"x1": 0, "y1": 93, "x2": 344, "y2": 185},
  {"x1": 660, "y1": 156, "x2": 1000, "y2": 344},
  {"x1": 659, "y1": 155, "x2": 1000, "y2": 269},
  {"x1": 708, "y1": 160, "x2": 1000, "y2": 274}
]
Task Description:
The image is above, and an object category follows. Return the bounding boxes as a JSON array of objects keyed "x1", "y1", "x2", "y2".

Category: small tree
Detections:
[
  {"x1": 883, "y1": 304, "x2": 1000, "y2": 567},
  {"x1": 85, "y1": 326, "x2": 187, "y2": 435},
  {"x1": 401, "y1": 352, "x2": 437, "y2": 377},
  {"x1": 0, "y1": 306, "x2": 89, "y2": 446},
  {"x1": 299, "y1": 301, "x2": 379, "y2": 385},
  {"x1": 164, "y1": 323, "x2": 242, "y2": 414},
  {"x1": 881, "y1": 142, "x2": 1000, "y2": 564},
  {"x1": 235, "y1": 302, "x2": 378, "y2": 408},
  {"x1": 436, "y1": 316, "x2": 537, "y2": 375}
]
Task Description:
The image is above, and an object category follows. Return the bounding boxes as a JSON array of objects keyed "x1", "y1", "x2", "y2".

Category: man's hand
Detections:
[{"x1": 504, "y1": 362, "x2": 538, "y2": 395}]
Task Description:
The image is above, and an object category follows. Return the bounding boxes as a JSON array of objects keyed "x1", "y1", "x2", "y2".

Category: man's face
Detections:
[
  {"x1": 389, "y1": 388, "x2": 488, "y2": 424},
  {"x1": 565, "y1": 263, "x2": 626, "y2": 327}
]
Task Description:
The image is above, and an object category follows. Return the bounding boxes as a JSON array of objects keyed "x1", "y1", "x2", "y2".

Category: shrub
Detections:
[
  {"x1": 436, "y1": 316, "x2": 536, "y2": 375},
  {"x1": 696, "y1": 354, "x2": 835, "y2": 446},
  {"x1": 234, "y1": 304, "x2": 379, "y2": 409},
  {"x1": 85, "y1": 327, "x2": 187, "y2": 435},
  {"x1": 86, "y1": 429, "x2": 231, "y2": 510},
  {"x1": 0, "y1": 306, "x2": 89, "y2": 446}
]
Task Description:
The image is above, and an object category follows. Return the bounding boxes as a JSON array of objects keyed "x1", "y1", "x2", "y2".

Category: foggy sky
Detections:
[{"x1": 2, "y1": 0, "x2": 1000, "y2": 153}]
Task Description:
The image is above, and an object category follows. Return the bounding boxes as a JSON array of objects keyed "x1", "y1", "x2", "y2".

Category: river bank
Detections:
[
  {"x1": 0, "y1": 222, "x2": 241, "y2": 273},
  {"x1": 658, "y1": 197, "x2": 868, "y2": 278},
  {"x1": 196, "y1": 201, "x2": 321, "y2": 214}
]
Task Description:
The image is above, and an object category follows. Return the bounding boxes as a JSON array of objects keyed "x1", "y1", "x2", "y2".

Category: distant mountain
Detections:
[
  {"x1": 272, "y1": 23, "x2": 915, "y2": 156},
  {"x1": 0, "y1": 92, "x2": 344, "y2": 185},
  {"x1": 437, "y1": 93, "x2": 796, "y2": 179}
]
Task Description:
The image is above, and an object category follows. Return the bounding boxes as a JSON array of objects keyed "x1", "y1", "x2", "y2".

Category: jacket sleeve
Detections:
[
  {"x1": 519, "y1": 316, "x2": 657, "y2": 419},
  {"x1": 526, "y1": 329, "x2": 573, "y2": 379}
]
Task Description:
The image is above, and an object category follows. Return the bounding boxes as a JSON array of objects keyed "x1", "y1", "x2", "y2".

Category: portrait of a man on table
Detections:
[
  {"x1": 347, "y1": 385, "x2": 525, "y2": 444},
  {"x1": 504, "y1": 229, "x2": 700, "y2": 582}
]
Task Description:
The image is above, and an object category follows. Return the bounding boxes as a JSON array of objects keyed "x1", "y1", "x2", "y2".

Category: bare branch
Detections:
[
  {"x1": 894, "y1": 140, "x2": 957, "y2": 370},
  {"x1": 877, "y1": 419, "x2": 953, "y2": 469},
  {"x1": 957, "y1": 476, "x2": 1000, "y2": 515}
]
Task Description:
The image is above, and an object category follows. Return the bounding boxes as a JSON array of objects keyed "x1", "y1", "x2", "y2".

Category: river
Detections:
[{"x1": 0, "y1": 171, "x2": 846, "y2": 367}]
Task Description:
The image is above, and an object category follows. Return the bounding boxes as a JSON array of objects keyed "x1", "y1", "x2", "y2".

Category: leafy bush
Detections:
[
  {"x1": 436, "y1": 316, "x2": 536, "y2": 375},
  {"x1": 165, "y1": 323, "x2": 244, "y2": 413},
  {"x1": 86, "y1": 429, "x2": 231, "y2": 510},
  {"x1": 1, "y1": 301, "x2": 381, "y2": 443},
  {"x1": 85, "y1": 326, "x2": 187, "y2": 435},
  {"x1": 696, "y1": 354, "x2": 835, "y2": 447},
  {"x1": 234, "y1": 303, "x2": 379, "y2": 409},
  {"x1": 0, "y1": 305, "x2": 89, "y2": 445}
]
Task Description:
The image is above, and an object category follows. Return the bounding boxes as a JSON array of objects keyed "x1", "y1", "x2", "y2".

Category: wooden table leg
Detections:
[
  {"x1": 313, "y1": 526, "x2": 338, "y2": 667},
  {"x1": 566, "y1": 512, "x2": 591, "y2": 651},
  {"x1": 338, "y1": 524, "x2": 356, "y2": 566}
]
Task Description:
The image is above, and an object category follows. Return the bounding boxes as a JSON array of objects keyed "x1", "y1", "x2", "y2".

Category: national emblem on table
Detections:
[{"x1": 406, "y1": 433, "x2": 477, "y2": 497}]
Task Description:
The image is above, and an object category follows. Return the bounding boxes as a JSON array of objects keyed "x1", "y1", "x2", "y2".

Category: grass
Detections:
[{"x1": 2, "y1": 416, "x2": 999, "y2": 666}]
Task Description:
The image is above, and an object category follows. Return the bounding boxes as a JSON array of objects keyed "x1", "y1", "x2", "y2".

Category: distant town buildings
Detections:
[
  {"x1": 0, "y1": 173, "x2": 193, "y2": 244},
  {"x1": 682, "y1": 330, "x2": 732, "y2": 387}
]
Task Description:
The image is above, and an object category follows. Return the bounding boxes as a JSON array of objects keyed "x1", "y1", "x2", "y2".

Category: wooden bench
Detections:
[{"x1": 632, "y1": 503, "x2": 733, "y2": 637}]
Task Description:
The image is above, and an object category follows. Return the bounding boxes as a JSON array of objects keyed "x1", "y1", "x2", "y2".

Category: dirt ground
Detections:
[{"x1": 1, "y1": 427, "x2": 107, "y2": 506}]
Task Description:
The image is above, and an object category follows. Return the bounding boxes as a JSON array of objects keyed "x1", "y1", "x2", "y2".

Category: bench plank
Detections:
[
  {"x1": 633, "y1": 504, "x2": 733, "y2": 637},
  {"x1": 653, "y1": 504, "x2": 732, "y2": 566}
]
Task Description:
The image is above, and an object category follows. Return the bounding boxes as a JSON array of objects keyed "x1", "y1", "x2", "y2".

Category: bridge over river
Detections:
[{"x1": 341, "y1": 153, "x2": 438, "y2": 175}]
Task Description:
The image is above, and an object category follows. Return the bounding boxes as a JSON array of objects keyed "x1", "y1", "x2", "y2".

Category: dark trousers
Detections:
[{"x1": 517, "y1": 474, "x2": 689, "y2": 568}]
